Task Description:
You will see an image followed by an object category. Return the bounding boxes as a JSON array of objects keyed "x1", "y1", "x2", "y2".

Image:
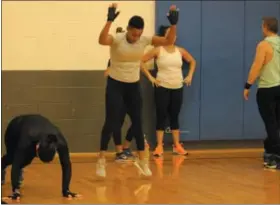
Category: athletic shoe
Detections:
[
  {"x1": 115, "y1": 152, "x2": 131, "y2": 162},
  {"x1": 153, "y1": 145, "x2": 163, "y2": 158},
  {"x1": 265, "y1": 160, "x2": 278, "y2": 169},
  {"x1": 264, "y1": 154, "x2": 280, "y2": 169},
  {"x1": 172, "y1": 143, "x2": 189, "y2": 156},
  {"x1": 96, "y1": 158, "x2": 106, "y2": 177},
  {"x1": 134, "y1": 158, "x2": 152, "y2": 176},
  {"x1": 263, "y1": 152, "x2": 273, "y2": 166},
  {"x1": 123, "y1": 148, "x2": 135, "y2": 159}
]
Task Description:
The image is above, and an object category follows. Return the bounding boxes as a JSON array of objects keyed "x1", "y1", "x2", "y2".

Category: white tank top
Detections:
[{"x1": 156, "y1": 46, "x2": 183, "y2": 89}]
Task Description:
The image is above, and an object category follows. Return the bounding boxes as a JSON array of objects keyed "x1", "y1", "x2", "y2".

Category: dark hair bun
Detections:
[{"x1": 158, "y1": 25, "x2": 170, "y2": 37}]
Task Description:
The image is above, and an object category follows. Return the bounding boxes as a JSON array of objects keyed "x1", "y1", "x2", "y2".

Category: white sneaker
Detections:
[
  {"x1": 96, "y1": 158, "x2": 106, "y2": 177},
  {"x1": 134, "y1": 159, "x2": 152, "y2": 177}
]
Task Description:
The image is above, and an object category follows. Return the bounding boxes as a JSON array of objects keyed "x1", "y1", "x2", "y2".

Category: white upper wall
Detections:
[{"x1": 2, "y1": 1, "x2": 155, "y2": 70}]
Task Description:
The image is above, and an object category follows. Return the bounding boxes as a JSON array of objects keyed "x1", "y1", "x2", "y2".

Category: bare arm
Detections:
[
  {"x1": 179, "y1": 47, "x2": 196, "y2": 79},
  {"x1": 246, "y1": 41, "x2": 267, "y2": 85},
  {"x1": 140, "y1": 48, "x2": 160, "y2": 80},
  {"x1": 98, "y1": 4, "x2": 120, "y2": 46},
  {"x1": 98, "y1": 22, "x2": 114, "y2": 46}
]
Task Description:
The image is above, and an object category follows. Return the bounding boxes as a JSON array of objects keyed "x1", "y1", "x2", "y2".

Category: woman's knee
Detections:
[{"x1": 170, "y1": 117, "x2": 179, "y2": 130}]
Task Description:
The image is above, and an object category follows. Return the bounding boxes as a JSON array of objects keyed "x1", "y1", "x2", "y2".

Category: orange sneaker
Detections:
[
  {"x1": 153, "y1": 145, "x2": 164, "y2": 157},
  {"x1": 173, "y1": 143, "x2": 188, "y2": 156}
]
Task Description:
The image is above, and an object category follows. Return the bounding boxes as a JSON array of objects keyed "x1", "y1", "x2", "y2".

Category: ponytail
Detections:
[{"x1": 158, "y1": 25, "x2": 170, "y2": 37}]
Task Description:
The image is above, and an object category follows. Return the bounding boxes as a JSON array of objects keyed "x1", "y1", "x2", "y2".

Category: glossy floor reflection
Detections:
[{"x1": 1, "y1": 151, "x2": 280, "y2": 204}]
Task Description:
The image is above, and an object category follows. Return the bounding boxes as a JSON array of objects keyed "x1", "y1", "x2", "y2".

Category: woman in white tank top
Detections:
[{"x1": 141, "y1": 26, "x2": 196, "y2": 157}]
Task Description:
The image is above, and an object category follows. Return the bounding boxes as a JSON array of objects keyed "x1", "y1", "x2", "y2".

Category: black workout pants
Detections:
[
  {"x1": 256, "y1": 85, "x2": 280, "y2": 155},
  {"x1": 1, "y1": 119, "x2": 31, "y2": 181},
  {"x1": 100, "y1": 77, "x2": 144, "y2": 151},
  {"x1": 112, "y1": 106, "x2": 133, "y2": 146},
  {"x1": 154, "y1": 86, "x2": 183, "y2": 131}
]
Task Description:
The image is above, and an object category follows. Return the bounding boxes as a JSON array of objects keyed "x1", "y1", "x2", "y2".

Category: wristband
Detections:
[{"x1": 244, "y1": 82, "x2": 252, "y2": 89}]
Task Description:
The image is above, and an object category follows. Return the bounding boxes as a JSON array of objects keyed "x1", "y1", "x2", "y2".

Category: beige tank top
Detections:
[{"x1": 108, "y1": 33, "x2": 153, "y2": 83}]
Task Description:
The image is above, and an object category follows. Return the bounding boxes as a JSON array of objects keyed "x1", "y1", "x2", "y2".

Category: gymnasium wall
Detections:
[
  {"x1": 1, "y1": 1, "x2": 155, "y2": 152},
  {"x1": 155, "y1": 1, "x2": 280, "y2": 142},
  {"x1": 2, "y1": 0, "x2": 280, "y2": 153}
]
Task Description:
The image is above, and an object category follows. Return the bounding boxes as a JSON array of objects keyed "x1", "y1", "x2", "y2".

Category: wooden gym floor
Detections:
[{"x1": 1, "y1": 149, "x2": 280, "y2": 204}]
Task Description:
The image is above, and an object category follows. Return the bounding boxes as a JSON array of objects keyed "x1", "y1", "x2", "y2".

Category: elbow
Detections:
[
  {"x1": 189, "y1": 58, "x2": 196, "y2": 67},
  {"x1": 164, "y1": 38, "x2": 173, "y2": 46},
  {"x1": 98, "y1": 35, "x2": 106, "y2": 45},
  {"x1": 141, "y1": 58, "x2": 147, "y2": 64},
  {"x1": 98, "y1": 38, "x2": 104, "y2": 45},
  {"x1": 192, "y1": 60, "x2": 197, "y2": 67}
]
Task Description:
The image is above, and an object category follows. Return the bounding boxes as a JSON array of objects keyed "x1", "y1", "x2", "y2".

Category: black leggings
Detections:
[
  {"x1": 256, "y1": 85, "x2": 280, "y2": 155},
  {"x1": 100, "y1": 77, "x2": 144, "y2": 151},
  {"x1": 2, "y1": 118, "x2": 21, "y2": 171},
  {"x1": 112, "y1": 106, "x2": 133, "y2": 146},
  {"x1": 154, "y1": 86, "x2": 183, "y2": 130}
]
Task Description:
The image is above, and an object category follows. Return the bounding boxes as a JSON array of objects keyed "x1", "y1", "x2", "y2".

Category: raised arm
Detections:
[
  {"x1": 151, "y1": 5, "x2": 179, "y2": 46},
  {"x1": 98, "y1": 3, "x2": 120, "y2": 46}
]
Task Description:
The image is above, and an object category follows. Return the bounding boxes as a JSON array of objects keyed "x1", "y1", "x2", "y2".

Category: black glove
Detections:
[
  {"x1": 63, "y1": 190, "x2": 78, "y2": 198},
  {"x1": 7, "y1": 190, "x2": 21, "y2": 200},
  {"x1": 167, "y1": 8, "x2": 179, "y2": 25},
  {"x1": 107, "y1": 6, "x2": 120, "y2": 22}
]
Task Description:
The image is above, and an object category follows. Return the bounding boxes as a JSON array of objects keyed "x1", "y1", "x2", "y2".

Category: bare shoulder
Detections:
[
  {"x1": 176, "y1": 46, "x2": 188, "y2": 54},
  {"x1": 257, "y1": 40, "x2": 270, "y2": 50},
  {"x1": 176, "y1": 46, "x2": 184, "y2": 51}
]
